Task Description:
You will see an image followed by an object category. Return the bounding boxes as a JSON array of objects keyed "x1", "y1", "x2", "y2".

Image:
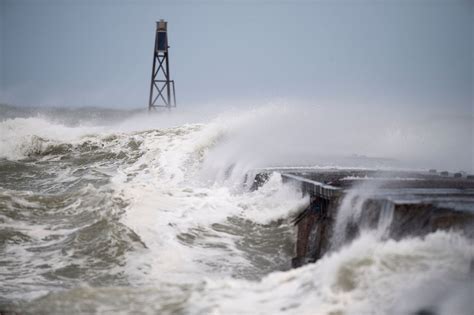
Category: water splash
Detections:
[{"x1": 1, "y1": 104, "x2": 472, "y2": 314}]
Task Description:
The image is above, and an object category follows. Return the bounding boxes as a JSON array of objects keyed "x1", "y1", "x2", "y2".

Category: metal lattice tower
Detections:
[{"x1": 148, "y1": 20, "x2": 176, "y2": 110}]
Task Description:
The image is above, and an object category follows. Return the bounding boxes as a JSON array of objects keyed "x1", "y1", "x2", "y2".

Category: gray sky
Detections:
[{"x1": 0, "y1": 0, "x2": 472, "y2": 114}]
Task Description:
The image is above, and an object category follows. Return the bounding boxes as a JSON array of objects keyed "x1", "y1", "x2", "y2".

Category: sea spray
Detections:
[{"x1": 0, "y1": 104, "x2": 472, "y2": 314}]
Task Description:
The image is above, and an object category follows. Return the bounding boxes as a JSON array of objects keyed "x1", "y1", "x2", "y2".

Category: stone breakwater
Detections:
[{"x1": 252, "y1": 168, "x2": 474, "y2": 268}]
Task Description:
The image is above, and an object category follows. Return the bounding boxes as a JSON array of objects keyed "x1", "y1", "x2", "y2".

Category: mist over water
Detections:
[
  {"x1": 0, "y1": 103, "x2": 472, "y2": 314},
  {"x1": 1, "y1": 102, "x2": 472, "y2": 173}
]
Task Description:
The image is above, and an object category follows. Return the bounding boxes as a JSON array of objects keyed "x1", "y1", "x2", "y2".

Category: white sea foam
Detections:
[
  {"x1": 185, "y1": 231, "x2": 473, "y2": 315},
  {"x1": 110, "y1": 119, "x2": 308, "y2": 284},
  {"x1": 1, "y1": 104, "x2": 472, "y2": 314},
  {"x1": 0, "y1": 117, "x2": 104, "y2": 159}
]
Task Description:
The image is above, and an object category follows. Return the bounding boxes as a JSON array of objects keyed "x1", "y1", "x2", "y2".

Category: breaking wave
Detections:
[{"x1": 0, "y1": 104, "x2": 472, "y2": 314}]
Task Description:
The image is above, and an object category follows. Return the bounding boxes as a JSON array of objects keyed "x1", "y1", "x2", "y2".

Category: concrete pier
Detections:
[{"x1": 253, "y1": 168, "x2": 474, "y2": 268}]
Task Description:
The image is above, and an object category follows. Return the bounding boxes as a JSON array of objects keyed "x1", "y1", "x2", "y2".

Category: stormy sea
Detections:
[{"x1": 0, "y1": 104, "x2": 472, "y2": 315}]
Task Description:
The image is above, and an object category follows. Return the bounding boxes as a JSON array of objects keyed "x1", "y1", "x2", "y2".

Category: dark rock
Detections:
[
  {"x1": 291, "y1": 257, "x2": 314, "y2": 268},
  {"x1": 250, "y1": 172, "x2": 271, "y2": 191}
]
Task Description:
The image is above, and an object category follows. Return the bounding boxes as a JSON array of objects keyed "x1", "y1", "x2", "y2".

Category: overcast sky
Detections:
[{"x1": 0, "y1": 0, "x2": 472, "y2": 114}]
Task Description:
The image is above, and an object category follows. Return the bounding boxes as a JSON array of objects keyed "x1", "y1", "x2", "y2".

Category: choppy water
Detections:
[{"x1": 0, "y1": 104, "x2": 472, "y2": 314}]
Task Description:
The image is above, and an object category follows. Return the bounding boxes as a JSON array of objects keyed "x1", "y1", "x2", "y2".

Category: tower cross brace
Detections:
[{"x1": 149, "y1": 20, "x2": 176, "y2": 110}]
